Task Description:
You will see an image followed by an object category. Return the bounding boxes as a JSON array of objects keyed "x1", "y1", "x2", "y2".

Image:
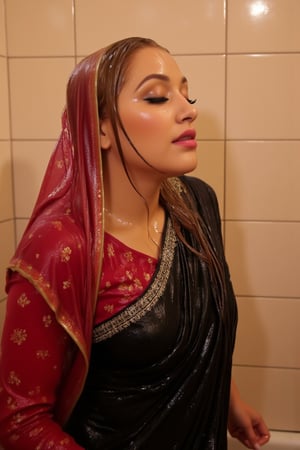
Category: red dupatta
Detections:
[{"x1": 7, "y1": 49, "x2": 105, "y2": 424}]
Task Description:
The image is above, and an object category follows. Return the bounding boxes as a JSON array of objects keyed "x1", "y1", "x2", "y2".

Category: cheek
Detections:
[{"x1": 122, "y1": 109, "x2": 167, "y2": 138}]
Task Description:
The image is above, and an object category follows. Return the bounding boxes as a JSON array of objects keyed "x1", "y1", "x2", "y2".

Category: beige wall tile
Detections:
[
  {"x1": 15, "y1": 219, "x2": 28, "y2": 245},
  {"x1": 226, "y1": 54, "x2": 300, "y2": 139},
  {"x1": 0, "y1": 0, "x2": 6, "y2": 56},
  {"x1": 6, "y1": 0, "x2": 74, "y2": 56},
  {"x1": 189, "y1": 141, "x2": 224, "y2": 218},
  {"x1": 228, "y1": 0, "x2": 300, "y2": 53},
  {"x1": 225, "y1": 140, "x2": 300, "y2": 221},
  {"x1": 232, "y1": 365, "x2": 300, "y2": 431},
  {"x1": 13, "y1": 141, "x2": 55, "y2": 217},
  {"x1": 9, "y1": 58, "x2": 75, "y2": 139},
  {"x1": 225, "y1": 221, "x2": 300, "y2": 298},
  {"x1": 75, "y1": 0, "x2": 225, "y2": 56},
  {"x1": 0, "y1": 221, "x2": 15, "y2": 300},
  {"x1": 0, "y1": 56, "x2": 10, "y2": 139},
  {"x1": 0, "y1": 141, "x2": 13, "y2": 220},
  {"x1": 233, "y1": 296, "x2": 300, "y2": 369},
  {"x1": 175, "y1": 55, "x2": 225, "y2": 140}
]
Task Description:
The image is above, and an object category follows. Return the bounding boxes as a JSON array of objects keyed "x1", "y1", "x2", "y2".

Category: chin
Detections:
[
  {"x1": 156, "y1": 158, "x2": 198, "y2": 179},
  {"x1": 180, "y1": 160, "x2": 198, "y2": 175},
  {"x1": 168, "y1": 168, "x2": 197, "y2": 178}
]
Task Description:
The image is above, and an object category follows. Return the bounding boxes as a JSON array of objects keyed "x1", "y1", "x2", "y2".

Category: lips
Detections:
[
  {"x1": 172, "y1": 129, "x2": 196, "y2": 143},
  {"x1": 172, "y1": 129, "x2": 197, "y2": 148}
]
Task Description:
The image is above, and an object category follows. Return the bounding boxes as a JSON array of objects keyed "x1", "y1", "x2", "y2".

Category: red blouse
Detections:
[
  {"x1": 96, "y1": 233, "x2": 157, "y2": 325},
  {"x1": 0, "y1": 235, "x2": 157, "y2": 449}
]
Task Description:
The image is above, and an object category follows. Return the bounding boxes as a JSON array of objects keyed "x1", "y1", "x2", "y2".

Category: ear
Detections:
[{"x1": 99, "y1": 118, "x2": 113, "y2": 150}]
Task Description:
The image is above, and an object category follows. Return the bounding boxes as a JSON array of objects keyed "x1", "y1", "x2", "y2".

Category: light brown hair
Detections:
[{"x1": 97, "y1": 37, "x2": 226, "y2": 310}]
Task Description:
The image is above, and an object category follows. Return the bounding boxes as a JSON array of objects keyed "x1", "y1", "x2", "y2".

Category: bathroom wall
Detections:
[
  {"x1": 0, "y1": 0, "x2": 299, "y2": 434},
  {"x1": 0, "y1": 0, "x2": 14, "y2": 324}
]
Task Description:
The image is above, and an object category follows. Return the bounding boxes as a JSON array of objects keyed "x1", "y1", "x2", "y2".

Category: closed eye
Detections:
[
  {"x1": 144, "y1": 97, "x2": 197, "y2": 105},
  {"x1": 144, "y1": 97, "x2": 168, "y2": 104}
]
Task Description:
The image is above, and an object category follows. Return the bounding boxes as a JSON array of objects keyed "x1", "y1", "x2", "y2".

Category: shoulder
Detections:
[
  {"x1": 10, "y1": 214, "x2": 86, "y2": 278},
  {"x1": 7, "y1": 215, "x2": 88, "y2": 331},
  {"x1": 27, "y1": 214, "x2": 84, "y2": 249},
  {"x1": 180, "y1": 175, "x2": 219, "y2": 208},
  {"x1": 178, "y1": 175, "x2": 222, "y2": 231}
]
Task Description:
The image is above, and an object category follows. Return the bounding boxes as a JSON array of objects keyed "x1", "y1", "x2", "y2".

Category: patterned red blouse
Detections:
[
  {"x1": 96, "y1": 233, "x2": 158, "y2": 325},
  {"x1": 0, "y1": 234, "x2": 157, "y2": 449}
]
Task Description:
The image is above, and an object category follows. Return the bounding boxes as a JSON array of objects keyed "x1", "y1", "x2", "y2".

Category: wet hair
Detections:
[
  {"x1": 97, "y1": 37, "x2": 226, "y2": 311},
  {"x1": 97, "y1": 37, "x2": 163, "y2": 176}
]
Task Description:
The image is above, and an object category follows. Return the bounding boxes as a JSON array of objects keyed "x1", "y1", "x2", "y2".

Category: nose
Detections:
[{"x1": 176, "y1": 95, "x2": 198, "y2": 123}]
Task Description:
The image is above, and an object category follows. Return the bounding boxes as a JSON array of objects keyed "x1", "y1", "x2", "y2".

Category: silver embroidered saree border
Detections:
[{"x1": 93, "y1": 219, "x2": 177, "y2": 343}]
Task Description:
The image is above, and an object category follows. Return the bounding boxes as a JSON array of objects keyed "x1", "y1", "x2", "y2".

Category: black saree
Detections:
[{"x1": 66, "y1": 177, "x2": 238, "y2": 450}]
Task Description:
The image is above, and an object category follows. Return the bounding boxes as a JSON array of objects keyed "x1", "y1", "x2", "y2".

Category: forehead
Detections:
[{"x1": 124, "y1": 47, "x2": 185, "y2": 86}]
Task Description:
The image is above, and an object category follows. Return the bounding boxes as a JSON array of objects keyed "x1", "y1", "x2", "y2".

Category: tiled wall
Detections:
[
  {"x1": 0, "y1": 0, "x2": 14, "y2": 324},
  {"x1": 1, "y1": 0, "x2": 299, "y2": 433}
]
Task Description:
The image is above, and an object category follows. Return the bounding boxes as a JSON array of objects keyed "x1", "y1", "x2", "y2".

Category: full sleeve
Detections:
[{"x1": 0, "y1": 273, "x2": 84, "y2": 449}]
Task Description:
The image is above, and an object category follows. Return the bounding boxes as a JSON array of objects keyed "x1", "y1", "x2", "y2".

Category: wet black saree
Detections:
[{"x1": 66, "y1": 177, "x2": 238, "y2": 449}]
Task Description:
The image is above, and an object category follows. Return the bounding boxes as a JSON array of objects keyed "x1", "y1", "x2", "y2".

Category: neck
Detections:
[
  {"x1": 102, "y1": 155, "x2": 165, "y2": 256},
  {"x1": 103, "y1": 155, "x2": 163, "y2": 225},
  {"x1": 104, "y1": 182, "x2": 164, "y2": 236}
]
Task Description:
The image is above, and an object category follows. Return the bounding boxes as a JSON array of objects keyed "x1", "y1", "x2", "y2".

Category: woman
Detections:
[{"x1": 0, "y1": 37, "x2": 270, "y2": 449}]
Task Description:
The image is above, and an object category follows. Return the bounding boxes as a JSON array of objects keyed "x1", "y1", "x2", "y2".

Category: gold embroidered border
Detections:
[{"x1": 93, "y1": 219, "x2": 177, "y2": 343}]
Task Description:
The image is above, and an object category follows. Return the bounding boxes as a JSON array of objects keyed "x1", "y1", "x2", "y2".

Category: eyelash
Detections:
[{"x1": 144, "y1": 97, "x2": 197, "y2": 105}]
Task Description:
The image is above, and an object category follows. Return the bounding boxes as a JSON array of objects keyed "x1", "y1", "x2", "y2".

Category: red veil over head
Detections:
[{"x1": 7, "y1": 49, "x2": 105, "y2": 424}]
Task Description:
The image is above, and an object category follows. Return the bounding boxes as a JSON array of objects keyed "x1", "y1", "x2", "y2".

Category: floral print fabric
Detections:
[
  {"x1": 0, "y1": 236, "x2": 157, "y2": 449},
  {"x1": 0, "y1": 273, "x2": 83, "y2": 449},
  {"x1": 95, "y1": 232, "x2": 157, "y2": 325}
]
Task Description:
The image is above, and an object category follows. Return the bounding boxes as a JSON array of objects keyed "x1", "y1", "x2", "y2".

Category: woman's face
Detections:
[{"x1": 103, "y1": 46, "x2": 198, "y2": 179}]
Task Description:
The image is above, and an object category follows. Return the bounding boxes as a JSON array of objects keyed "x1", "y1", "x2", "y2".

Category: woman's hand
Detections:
[{"x1": 228, "y1": 380, "x2": 270, "y2": 449}]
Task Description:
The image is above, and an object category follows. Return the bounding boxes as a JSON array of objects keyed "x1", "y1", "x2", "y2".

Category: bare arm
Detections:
[{"x1": 228, "y1": 379, "x2": 270, "y2": 449}]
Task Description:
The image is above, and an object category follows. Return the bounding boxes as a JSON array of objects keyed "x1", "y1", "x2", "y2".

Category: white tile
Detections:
[
  {"x1": 6, "y1": 0, "x2": 74, "y2": 56},
  {"x1": 0, "y1": 56, "x2": 10, "y2": 139},
  {"x1": 0, "y1": 0, "x2": 6, "y2": 56},
  {"x1": 9, "y1": 58, "x2": 74, "y2": 139},
  {"x1": 75, "y1": 0, "x2": 225, "y2": 56},
  {"x1": 234, "y1": 296, "x2": 300, "y2": 369},
  {"x1": 227, "y1": 54, "x2": 300, "y2": 139},
  {"x1": 232, "y1": 365, "x2": 300, "y2": 432},
  {"x1": 225, "y1": 141, "x2": 300, "y2": 221},
  {"x1": 228, "y1": 0, "x2": 300, "y2": 53},
  {"x1": 15, "y1": 219, "x2": 29, "y2": 246},
  {"x1": 13, "y1": 141, "x2": 55, "y2": 217},
  {"x1": 225, "y1": 221, "x2": 300, "y2": 298},
  {"x1": 0, "y1": 141, "x2": 13, "y2": 220}
]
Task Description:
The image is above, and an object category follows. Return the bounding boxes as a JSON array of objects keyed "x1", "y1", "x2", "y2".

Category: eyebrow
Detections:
[{"x1": 135, "y1": 74, "x2": 188, "y2": 91}]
